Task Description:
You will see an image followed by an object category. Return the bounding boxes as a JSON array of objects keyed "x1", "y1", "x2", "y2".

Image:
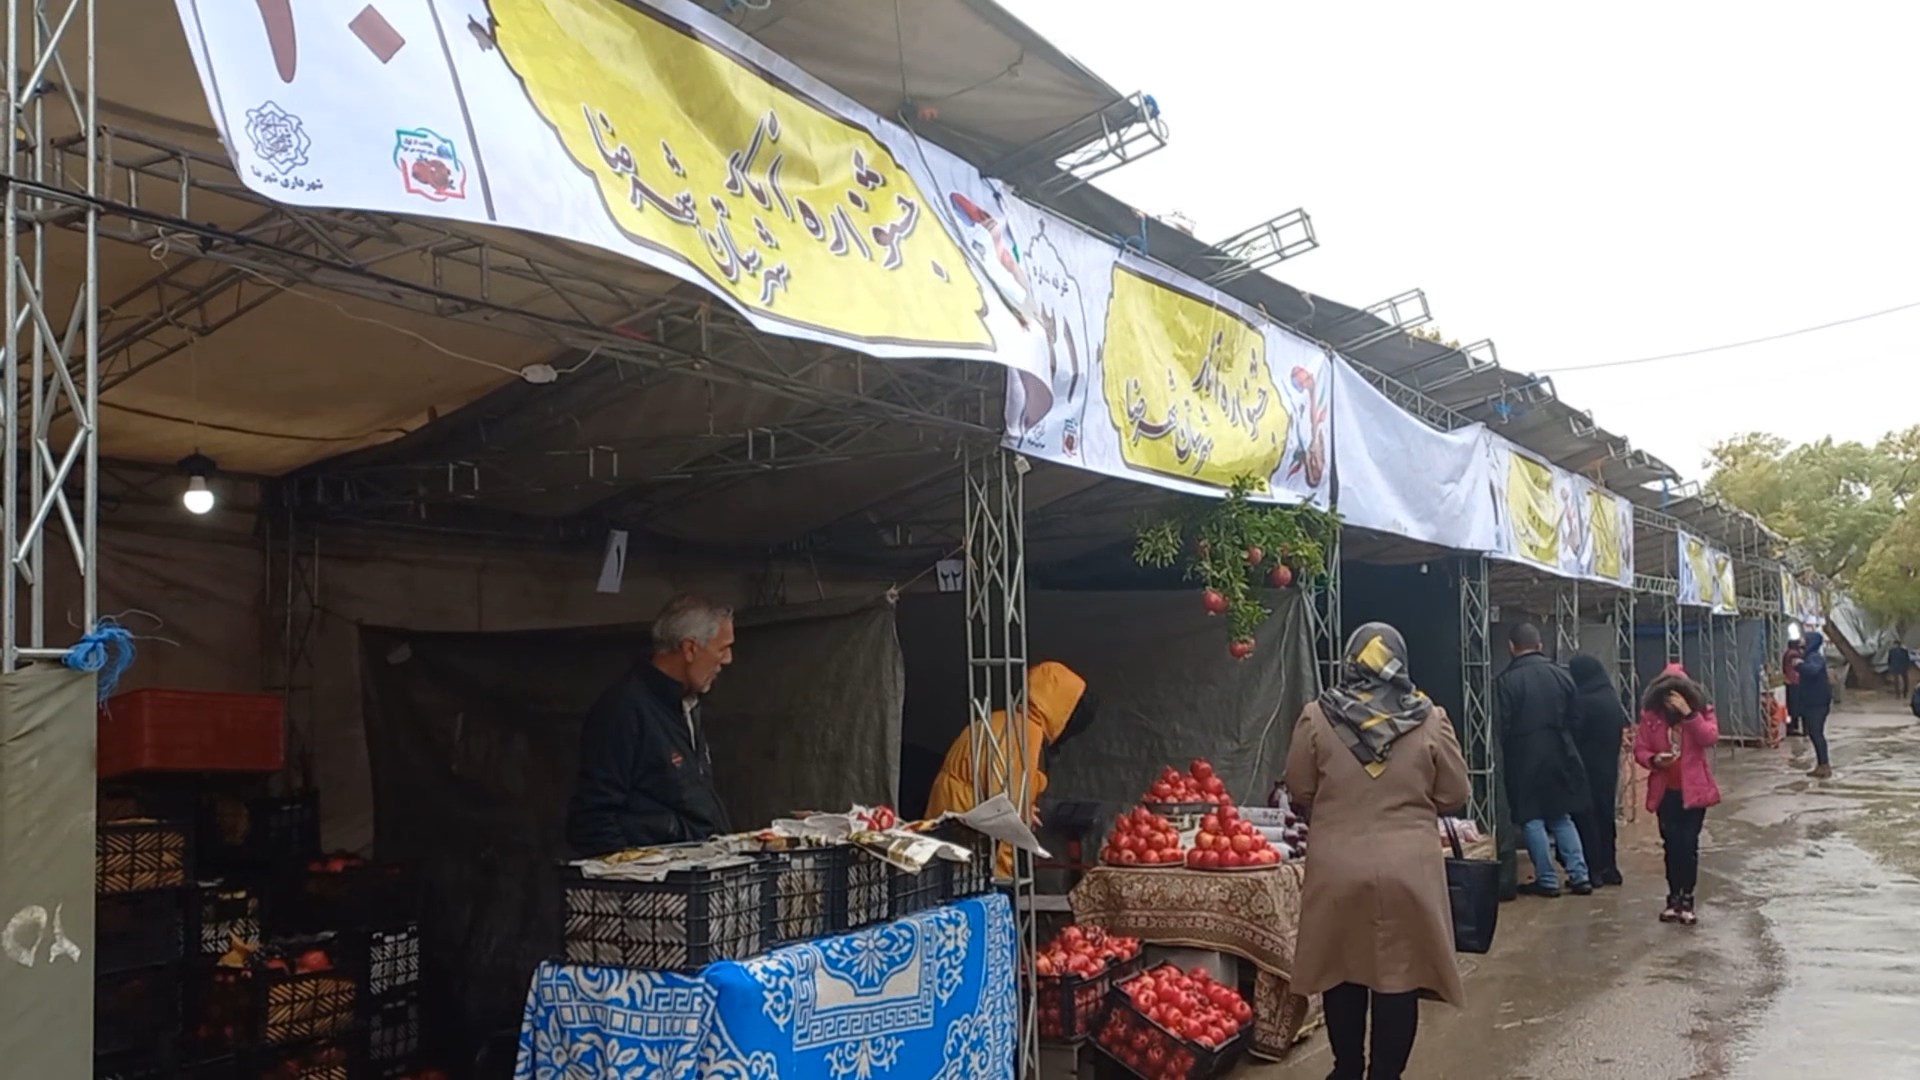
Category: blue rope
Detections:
[{"x1": 64, "y1": 618, "x2": 137, "y2": 700}]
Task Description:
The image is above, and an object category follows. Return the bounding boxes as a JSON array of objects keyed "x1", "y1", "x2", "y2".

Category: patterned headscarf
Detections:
[{"x1": 1318, "y1": 622, "x2": 1433, "y2": 778}]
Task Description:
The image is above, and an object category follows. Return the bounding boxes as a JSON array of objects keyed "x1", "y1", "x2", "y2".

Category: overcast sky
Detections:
[{"x1": 998, "y1": 0, "x2": 1919, "y2": 481}]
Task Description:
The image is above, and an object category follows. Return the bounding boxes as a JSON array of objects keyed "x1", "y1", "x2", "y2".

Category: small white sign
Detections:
[
  {"x1": 935, "y1": 559, "x2": 965, "y2": 593},
  {"x1": 597, "y1": 530, "x2": 629, "y2": 594}
]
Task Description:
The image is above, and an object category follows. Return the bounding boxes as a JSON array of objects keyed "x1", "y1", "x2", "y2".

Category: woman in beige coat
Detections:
[{"x1": 1284, "y1": 622, "x2": 1470, "y2": 1080}]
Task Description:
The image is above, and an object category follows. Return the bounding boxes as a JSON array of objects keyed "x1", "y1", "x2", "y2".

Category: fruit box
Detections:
[
  {"x1": 98, "y1": 819, "x2": 192, "y2": 893},
  {"x1": 99, "y1": 689, "x2": 285, "y2": 778},
  {"x1": 191, "y1": 937, "x2": 362, "y2": 1050},
  {"x1": 929, "y1": 821, "x2": 997, "y2": 900},
  {"x1": 1094, "y1": 977, "x2": 1251, "y2": 1080},
  {"x1": 560, "y1": 861, "x2": 768, "y2": 970},
  {"x1": 1036, "y1": 954, "x2": 1143, "y2": 1046}
]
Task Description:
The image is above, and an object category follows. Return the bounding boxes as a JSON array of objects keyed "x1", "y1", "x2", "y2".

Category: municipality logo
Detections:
[{"x1": 394, "y1": 128, "x2": 467, "y2": 202}]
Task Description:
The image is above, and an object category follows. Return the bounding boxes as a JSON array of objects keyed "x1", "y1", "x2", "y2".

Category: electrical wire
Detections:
[
  {"x1": 1532, "y1": 299, "x2": 1920, "y2": 374},
  {"x1": 101, "y1": 400, "x2": 413, "y2": 443}
]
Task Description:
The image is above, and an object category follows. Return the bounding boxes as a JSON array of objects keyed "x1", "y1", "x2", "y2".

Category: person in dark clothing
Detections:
[
  {"x1": 1889, "y1": 640, "x2": 1913, "y2": 698},
  {"x1": 1797, "y1": 630, "x2": 1835, "y2": 778},
  {"x1": 566, "y1": 594, "x2": 737, "y2": 856},
  {"x1": 1494, "y1": 623, "x2": 1592, "y2": 897},
  {"x1": 1567, "y1": 654, "x2": 1629, "y2": 888},
  {"x1": 1782, "y1": 639, "x2": 1805, "y2": 737}
]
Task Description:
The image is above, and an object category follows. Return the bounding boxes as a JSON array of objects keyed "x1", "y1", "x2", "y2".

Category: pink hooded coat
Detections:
[{"x1": 1632, "y1": 663, "x2": 1722, "y2": 811}]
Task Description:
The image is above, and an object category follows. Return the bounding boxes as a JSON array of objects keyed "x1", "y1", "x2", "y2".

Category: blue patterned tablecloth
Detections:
[{"x1": 516, "y1": 892, "x2": 1016, "y2": 1080}]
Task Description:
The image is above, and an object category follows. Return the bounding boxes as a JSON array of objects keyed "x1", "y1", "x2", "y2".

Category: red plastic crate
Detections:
[{"x1": 99, "y1": 689, "x2": 285, "y2": 778}]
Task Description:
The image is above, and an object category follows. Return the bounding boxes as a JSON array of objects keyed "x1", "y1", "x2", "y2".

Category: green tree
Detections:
[{"x1": 1705, "y1": 426, "x2": 1920, "y2": 620}]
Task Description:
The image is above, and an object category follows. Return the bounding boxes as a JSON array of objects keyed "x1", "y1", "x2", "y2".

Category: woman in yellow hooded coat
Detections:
[{"x1": 925, "y1": 661, "x2": 1094, "y2": 878}]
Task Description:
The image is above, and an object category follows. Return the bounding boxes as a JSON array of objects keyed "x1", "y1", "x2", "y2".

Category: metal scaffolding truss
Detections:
[
  {"x1": 960, "y1": 447, "x2": 1036, "y2": 1075},
  {"x1": 1307, "y1": 525, "x2": 1343, "y2": 691},
  {"x1": 1719, "y1": 612, "x2": 1742, "y2": 735},
  {"x1": 1613, "y1": 591, "x2": 1638, "y2": 705},
  {"x1": 4, "y1": 0, "x2": 100, "y2": 669},
  {"x1": 1195, "y1": 208, "x2": 1318, "y2": 285},
  {"x1": 1553, "y1": 581, "x2": 1580, "y2": 661},
  {"x1": 1457, "y1": 555, "x2": 1495, "y2": 836},
  {"x1": 989, "y1": 91, "x2": 1169, "y2": 197}
]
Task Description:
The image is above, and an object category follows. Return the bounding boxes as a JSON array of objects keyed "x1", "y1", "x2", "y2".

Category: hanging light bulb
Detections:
[{"x1": 179, "y1": 452, "x2": 217, "y2": 515}]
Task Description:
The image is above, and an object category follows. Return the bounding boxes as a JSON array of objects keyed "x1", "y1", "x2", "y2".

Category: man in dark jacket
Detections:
[
  {"x1": 1797, "y1": 630, "x2": 1835, "y2": 779},
  {"x1": 1494, "y1": 622, "x2": 1592, "y2": 897},
  {"x1": 566, "y1": 594, "x2": 736, "y2": 856}
]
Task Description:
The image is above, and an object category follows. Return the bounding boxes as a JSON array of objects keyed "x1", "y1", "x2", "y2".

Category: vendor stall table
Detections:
[
  {"x1": 516, "y1": 893, "x2": 1015, "y2": 1080},
  {"x1": 1068, "y1": 864, "x2": 1313, "y2": 1060}
]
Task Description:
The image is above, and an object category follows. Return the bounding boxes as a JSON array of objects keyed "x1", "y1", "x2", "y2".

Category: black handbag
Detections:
[{"x1": 1444, "y1": 819, "x2": 1500, "y2": 954}]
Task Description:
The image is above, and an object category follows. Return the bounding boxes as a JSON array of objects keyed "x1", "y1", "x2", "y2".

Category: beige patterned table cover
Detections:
[{"x1": 1069, "y1": 864, "x2": 1312, "y2": 1058}]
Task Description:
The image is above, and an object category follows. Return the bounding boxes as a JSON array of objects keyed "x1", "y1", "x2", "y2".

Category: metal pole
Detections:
[
  {"x1": 1458, "y1": 555, "x2": 1494, "y2": 838},
  {"x1": 4, "y1": 0, "x2": 99, "y2": 668},
  {"x1": 1554, "y1": 581, "x2": 1580, "y2": 661},
  {"x1": 1309, "y1": 524, "x2": 1343, "y2": 690},
  {"x1": 962, "y1": 446, "x2": 1033, "y2": 1077},
  {"x1": 1613, "y1": 591, "x2": 1638, "y2": 707}
]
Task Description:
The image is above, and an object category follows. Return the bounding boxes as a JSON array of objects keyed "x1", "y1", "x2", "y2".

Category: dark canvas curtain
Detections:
[{"x1": 356, "y1": 598, "x2": 902, "y2": 1064}]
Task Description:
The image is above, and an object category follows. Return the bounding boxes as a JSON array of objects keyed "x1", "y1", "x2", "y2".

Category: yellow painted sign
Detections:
[
  {"x1": 1505, "y1": 451, "x2": 1559, "y2": 566},
  {"x1": 1099, "y1": 266, "x2": 1289, "y2": 488},
  {"x1": 491, "y1": 0, "x2": 992, "y2": 350},
  {"x1": 1588, "y1": 486, "x2": 1626, "y2": 583}
]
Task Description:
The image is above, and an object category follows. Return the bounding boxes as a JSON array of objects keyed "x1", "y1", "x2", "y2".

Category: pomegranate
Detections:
[
  {"x1": 1268, "y1": 564, "x2": 1294, "y2": 588},
  {"x1": 1229, "y1": 639, "x2": 1255, "y2": 660},
  {"x1": 1201, "y1": 588, "x2": 1228, "y2": 616}
]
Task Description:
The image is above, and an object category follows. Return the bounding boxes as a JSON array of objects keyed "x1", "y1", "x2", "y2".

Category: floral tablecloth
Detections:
[
  {"x1": 516, "y1": 893, "x2": 1016, "y2": 1080},
  {"x1": 1068, "y1": 864, "x2": 1314, "y2": 1059}
]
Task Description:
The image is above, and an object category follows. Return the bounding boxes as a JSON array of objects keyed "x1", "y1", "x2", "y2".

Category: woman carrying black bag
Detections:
[{"x1": 1284, "y1": 623, "x2": 1472, "y2": 1080}]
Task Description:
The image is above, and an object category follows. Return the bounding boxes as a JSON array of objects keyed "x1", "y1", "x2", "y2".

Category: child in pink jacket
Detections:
[{"x1": 1633, "y1": 663, "x2": 1721, "y2": 926}]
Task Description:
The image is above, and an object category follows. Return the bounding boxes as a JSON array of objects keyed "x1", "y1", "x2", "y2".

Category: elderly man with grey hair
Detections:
[{"x1": 566, "y1": 594, "x2": 737, "y2": 856}]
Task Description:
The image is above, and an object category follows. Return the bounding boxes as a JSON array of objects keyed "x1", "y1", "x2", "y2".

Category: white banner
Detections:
[
  {"x1": 1004, "y1": 245, "x2": 1334, "y2": 505},
  {"x1": 1486, "y1": 437, "x2": 1635, "y2": 587},
  {"x1": 1329, "y1": 359, "x2": 1496, "y2": 550},
  {"x1": 1678, "y1": 531, "x2": 1737, "y2": 614},
  {"x1": 175, "y1": 0, "x2": 1061, "y2": 408}
]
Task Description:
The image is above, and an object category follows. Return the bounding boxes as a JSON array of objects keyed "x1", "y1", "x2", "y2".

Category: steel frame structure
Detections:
[
  {"x1": 1308, "y1": 525, "x2": 1343, "y2": 691},
  {"x1": 961, "y1": 446, "x2": 1036, "y2": 1076},
  {"x1": 1554, "y1": 581, "x2": 1580, "y2": 661},
  {"x1": 1613, "y1": 591, "x2": 1637, "y2": 704},
  {"x1": 1458, "y1": 554, "x2": 1495, "y2": 836},
  {"x1": 261, "y1": 506, "x2": 321, "y2": 786},
  {"x1": 1719, "y1": 612, "x2": 1741, "y2": 735},
  {"x1": 4, "y1": 0, "x2": 98, "y2": 669},
  {"x1": 28, "y1": 122, "x2": 1009, "y2": 528}
]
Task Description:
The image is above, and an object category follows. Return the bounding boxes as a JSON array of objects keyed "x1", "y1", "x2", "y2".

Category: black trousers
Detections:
[
  {"x1": 1804, "y1": 703, "x2": 1832, "y2": 766},
  {"x1": 1324, "y1": 982, "x2": 1419, "y2": 1080},
  {"x1": 1656, "y1": 789, "x2": 1706, "y2": 897},
  {"x1": 1572, "y1": 734, "x2": 1621, "y2": 880}
]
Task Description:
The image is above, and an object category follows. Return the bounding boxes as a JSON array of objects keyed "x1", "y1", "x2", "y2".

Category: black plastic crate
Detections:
[
  {"x1": 190, "y1": 937, "x2": 362, "y2": 1050},
  {"x1": 560, "y1": 861, "x2": 766, "y2": 970},
  {"x1": 1094, "y1": 974, "x2": 1250, "y2": 1080},
  {"x1": 100, "y1": 889, "x2": 188, "y2": 975},
  {"x1": 887, "y1": 862, "x2": 945, "y2": 920},
  {"x1": 199, "y1": 793, "x2": 320, "y2": 873},
  {"x1": 364, "y1": 924, "x2": 420, "y2": 1000},
  {"x1": 932, "y1": 822, "x2": 996, "y2": 900},
  {"x1": 1037, "y1": 953, "x2": 1141, "y2": 1046},
  {"x1": 835, "y1": 847, "x2": 891, "y2": 931},
  {"x1": 97, "y1": 965, "x2": 184, "y2": 1060},
  {"x1": 364, "y1": 993, "x2": 421, "y2": 1074},
  {"x1": 99, "y1": 820, "x2": 193, "y2": 894},
  {"x1": 761, "y1": 849, "x2": 838, "y2": 945},
  {"x1": 190, "y1": 884, "x2": 262, "y2": 959},
  {"x1": 241, "y1": 1037, "x2": 355, "y2": 1080},
  {"x1": 272, "y1": 860, "x2": 419, "y2": 935}
]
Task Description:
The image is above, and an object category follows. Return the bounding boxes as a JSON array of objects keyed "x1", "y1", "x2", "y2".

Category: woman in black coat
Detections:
[{"x1": 1568, "y1": 654, "x2": 1629, "y2": 887}]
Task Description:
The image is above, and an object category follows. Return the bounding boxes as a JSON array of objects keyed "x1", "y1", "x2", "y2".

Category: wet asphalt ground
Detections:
[{"x1": 1248, "y1": 694, "x2": 1920, "y2": 1079}]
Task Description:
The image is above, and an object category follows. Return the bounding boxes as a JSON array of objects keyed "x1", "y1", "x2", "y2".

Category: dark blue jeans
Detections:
[{"x1": 1804, "y1": 704, "x2": 1832, "y2": 766}]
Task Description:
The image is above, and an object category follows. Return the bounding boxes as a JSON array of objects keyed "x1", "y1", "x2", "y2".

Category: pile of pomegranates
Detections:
[
  {"x1": 1101, "y1": 807, "x2": 1183, "y2": 867},
  {"x1": 1142, "y1": 759, "x2": 1228, "y2": 807},
  {"x1": 1096, "y1": 964, "x2": 1253, "y2": 1077},
  {"x1": 1185, "y1": 803, "x2": 1281, "y2": 870},
  {"x1": 1035, "y1": 925, "x2": 1144, "y2": 1042}
]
